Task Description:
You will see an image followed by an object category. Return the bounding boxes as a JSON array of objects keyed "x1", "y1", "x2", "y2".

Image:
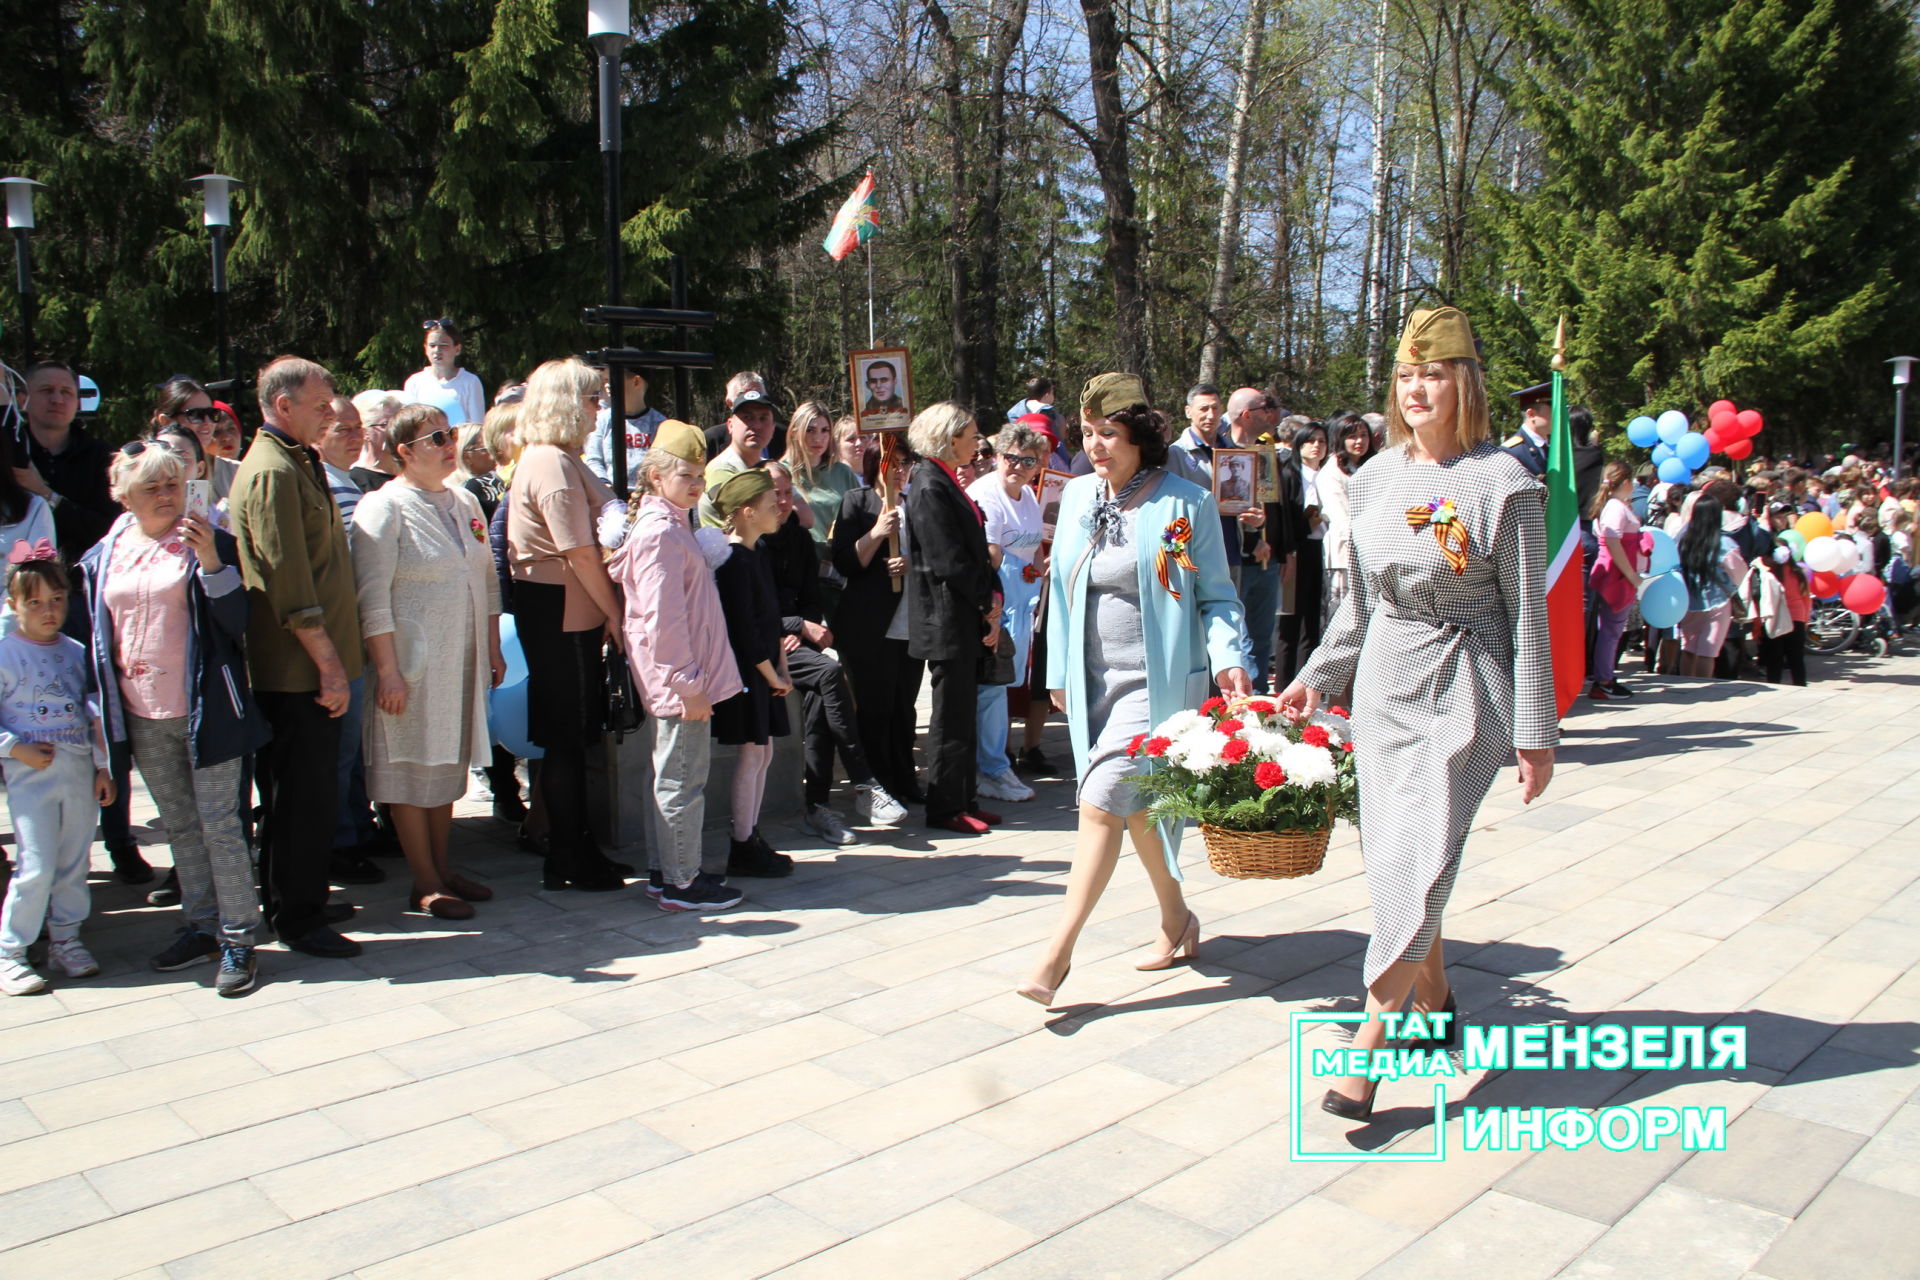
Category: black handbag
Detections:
[
  {"x1": 604, "y1": 643, "x2": 645, "y2": 739},
  {"x1": 978, "y1": 624, "x2": 1017, "y2": 687}
]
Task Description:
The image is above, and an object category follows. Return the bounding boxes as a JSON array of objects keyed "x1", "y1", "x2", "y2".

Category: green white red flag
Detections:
[
  {"x1": 1545, "y1": 340, "x2": 1586, "y2": 718},
  {"x1": 822, "y1": 170, "x2": 880, "y2": 261}
]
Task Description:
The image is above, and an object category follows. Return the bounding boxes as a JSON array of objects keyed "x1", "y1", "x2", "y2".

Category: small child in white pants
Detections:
[{"x1": 0, "y1": 546, "x2": 115, "y2": 996}]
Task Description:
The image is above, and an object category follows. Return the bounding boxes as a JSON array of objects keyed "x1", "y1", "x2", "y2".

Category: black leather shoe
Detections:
[
  {"x1": 282, "y1": 926, "x2": 362, "y2": 958},
  {"x1": 491, "y1": 793, "x2": 528, "y2": 823},
  {"x1": 109, "y1": 843, "x2": 155, "y2": 885},
  {"x1": 322, "y1": 900, "x2": 357, "y2": 925},
  {"x1": 1321, "y1": 1082, "x2": 1378, "y2": 1121},
  {"x1": 329, "y1": 851, "x2": 386, "y2": 885}
]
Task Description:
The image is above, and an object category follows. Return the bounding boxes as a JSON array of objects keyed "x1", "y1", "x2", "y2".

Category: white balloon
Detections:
[
  {"x1": 1803, "y1": 536, "x2": 1842, "y2": 573},
  {"x1": 1833, "y1": 538, "x2": 1861, "y2": 574}
]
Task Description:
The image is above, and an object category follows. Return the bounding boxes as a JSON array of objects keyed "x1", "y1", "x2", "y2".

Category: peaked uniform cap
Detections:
[{"x1": 1395, "y1": 307, "x2": 1478, "y2": 366}]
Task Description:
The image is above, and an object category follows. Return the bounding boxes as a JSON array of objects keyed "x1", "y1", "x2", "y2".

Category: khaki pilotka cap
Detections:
[
  {"x1": 1080, "y1": 372, "x2": 1150, "y2": 420},
  {"x1": 652, "y1": 419, "x2": 707, "y2": 465},
  {"x1": 711, "y1": 467, "x2": 774, "y2": 517},
  {"x1": 1395, "y1": 306, "x2": 1479, "y2": 365}
]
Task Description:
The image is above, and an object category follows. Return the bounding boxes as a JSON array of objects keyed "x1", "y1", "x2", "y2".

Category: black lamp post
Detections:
[
  {"x1": 2, "y1": 177, "x2": 47, "y2": 363},
  {"x1": 188, "y1": 174, "x2": 242, "y2": 383},
  {"x1": 588, "y1": 0, "x2": 631, "y2": 496},
  {"x1": 1891, "y1": 356, "x2": 1914, "y2": 482}
]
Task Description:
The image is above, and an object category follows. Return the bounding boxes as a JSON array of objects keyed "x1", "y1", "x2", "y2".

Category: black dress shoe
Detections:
[
  {"x1": 1321, "y1": 1082, "x2": 1378, "y2": 1121},
  {"x1": 491, "y1": 793, "x2": 528, "y2": 823},
  {"x1": 322, "y1": 900, "x2": 357, "y2": 924},
  {"x1": 146, "y1": 868, "x2": 181, "y2": 908},
  {"x1": 329, "y1": 851, "x2": 387, "y2": 885},
  {"x1": 282, "y1": 926, "x2": 363, "y2": 958},
  {"x1": 109, "y1": 843, "x2": 156, "y2": 885}
]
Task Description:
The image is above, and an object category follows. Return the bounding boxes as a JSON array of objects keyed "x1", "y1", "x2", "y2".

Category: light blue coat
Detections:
[{"x1": 1045, "y1": 468, "x2": 1248, "y2": 868}]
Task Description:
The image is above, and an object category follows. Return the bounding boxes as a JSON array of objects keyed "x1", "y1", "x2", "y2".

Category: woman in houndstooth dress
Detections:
[{"x1": 1280, "y1": 306, "x2": 1558, "y2": 1120}]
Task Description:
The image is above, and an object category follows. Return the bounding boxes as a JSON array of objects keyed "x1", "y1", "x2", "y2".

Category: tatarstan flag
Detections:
[
  {"x1": 822, "y1": 170, "x2": 880, "y2": 261},
  {"x1": 1546, "y1": 355, "x2": 1586, "y2": 718}
]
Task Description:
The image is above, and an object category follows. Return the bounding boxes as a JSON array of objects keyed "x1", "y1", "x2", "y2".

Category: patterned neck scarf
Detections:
[{"x1": 1086, "y1": 466, "x2": 1156, "y2": 547}]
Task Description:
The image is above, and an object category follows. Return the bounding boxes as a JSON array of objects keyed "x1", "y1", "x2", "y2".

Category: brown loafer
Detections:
[
  {"x1": 409, "y1": 890, "x2": 476, "y2": 920},
  {"x1": 445, "y1": 874, "x2": 493, "y2": 902}
]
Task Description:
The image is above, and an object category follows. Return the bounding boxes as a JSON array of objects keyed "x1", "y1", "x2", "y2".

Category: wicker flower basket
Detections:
[{"x1": 1199, "y1": 814, "x2": 1333, "y2": 880}]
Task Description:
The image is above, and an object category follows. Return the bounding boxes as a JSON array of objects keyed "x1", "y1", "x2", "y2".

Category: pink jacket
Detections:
[{"x1": 608, "y1": 495, "x2": 743, "y2": 717}]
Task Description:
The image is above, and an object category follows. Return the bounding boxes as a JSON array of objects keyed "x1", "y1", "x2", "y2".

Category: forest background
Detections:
[{"x1": 6, "y1": 0, "x2": 1919, "y2": 456}]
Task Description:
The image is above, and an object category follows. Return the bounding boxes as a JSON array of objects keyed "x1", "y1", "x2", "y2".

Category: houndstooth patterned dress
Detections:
[{"x1": 1297, "y1": 441, "x2": 1557, "y2": 985}]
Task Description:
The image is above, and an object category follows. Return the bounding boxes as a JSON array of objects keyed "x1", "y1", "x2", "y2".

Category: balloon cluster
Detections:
[
  {"x1": 1635, "y1": 529, "x2": 1689, "y2": 629},
  {"x1": 1786, "y1": 511, "x2": 1887, "y2": 615},
  {"x1": 1624, "y1": 400, "x2": 1766, "y2": 486}
]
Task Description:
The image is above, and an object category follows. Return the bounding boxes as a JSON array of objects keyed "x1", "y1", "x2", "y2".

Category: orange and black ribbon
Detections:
[
  {"x1": 1156, "y1": 517, "x2": 1199, "y2": 599},
  {"x1": 1406, "y1": 503, "x2": 1470, "y2": 574}
]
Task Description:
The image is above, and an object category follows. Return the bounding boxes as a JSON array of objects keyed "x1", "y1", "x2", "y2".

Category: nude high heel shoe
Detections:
[
  {"x1": 1134, "y1": 912, "x2": 1200, "y2": 971},
  {"x1": 1015, "y1": 964, "x2": 1070, "y2": 1006}
]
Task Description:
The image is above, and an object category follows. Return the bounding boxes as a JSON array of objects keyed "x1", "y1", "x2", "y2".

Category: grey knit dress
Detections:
[
  {"x1": 1079, "y1": 505, "x2": 1152, "y2": 815},
  {"x1": 1297, "y1": 442, "x2": 1557, "y2": 985}
]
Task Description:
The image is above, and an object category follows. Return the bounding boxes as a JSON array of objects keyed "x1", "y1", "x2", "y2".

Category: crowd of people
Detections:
[{"x1": 0, "y1": 309, "x2": 1912, "y2": 1009}]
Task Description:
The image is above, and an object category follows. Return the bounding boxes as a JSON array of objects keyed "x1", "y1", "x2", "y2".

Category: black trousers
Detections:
[
  {"x1": 843, "y1": 637, "x2": 923, "y2": 800},
  {"x1": 1276, "y1": 538, "x2": 1326, "y2": 688},
  {"x1": 483, "y1": 743, "x2": 521, "y2": 800},
  {"x1": 1760, "y1": 622, "x2": 1807, "y2": 686},
  {"x1": 254, "y1": 690, "x2": 343, "y2": 940},
  {"x1": 788, "y1": 644, "x2": 873, "y2": 806},
  {"x1": 924, "y1": 655, "x2": 979, "y2": 822}
]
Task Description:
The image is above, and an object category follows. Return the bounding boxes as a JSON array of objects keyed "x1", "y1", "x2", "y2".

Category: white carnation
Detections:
[
  {"x1": 1241, "y1": 724, "x2": 1289, "y2": 758},
  {"x1": 1279, "y1": 742, "x2": 1337, "y2": 787},
  {"x1": 1174, "y1": 728, "x2": 1228, "y2": 773},
  {"x1": 1155, "y1": 710, "x2": 1209, "y2": 740}
]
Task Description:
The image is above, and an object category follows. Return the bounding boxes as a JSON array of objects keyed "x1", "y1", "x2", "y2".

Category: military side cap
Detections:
[
  {"x1": 711, "y1": 467, "x2": 774, "y2": 517},
  {"x1": 1395, "y1": 306, "x2": 1478, "y2": 365},
  {"x1": 1080, "y1": 372, "x2": 1149, "y2": 420},
  {"x1": 653, "y1": 419, "x2": 706, "y2": 464}
]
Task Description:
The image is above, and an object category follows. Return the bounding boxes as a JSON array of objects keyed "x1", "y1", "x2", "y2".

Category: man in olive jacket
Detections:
[{"x1": 230, "y1": 356, "x2": 365, "y2": 960}]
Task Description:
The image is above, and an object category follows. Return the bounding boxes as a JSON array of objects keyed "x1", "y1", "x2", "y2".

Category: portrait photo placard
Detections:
[
  {"x1": 1213, "y1": 447, "x2": 1256, "y2": 516},
  {"x1": 849, "y1": 347, "x2": 913, "y2": 434}
]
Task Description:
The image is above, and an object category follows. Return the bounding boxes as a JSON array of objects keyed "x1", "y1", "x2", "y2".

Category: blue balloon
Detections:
[
  {"x1": 406, "y1": 383, "x2": 468, "y2": 426},
  {"x1": 1651, "y1": 442, "x2": 1676, "y2": 465},
  {"x1": 1675, "y1": 432, "x2": 1710, "y2": 469},
  {"x1": 1626, "y1": 416, "x2": 1660, "y2": 448},
  {"x1": 1657, "y1": 457, "x2": 1693, "y2": 485},
  {"x1": 1645, "y1": 528, "x2": 1680, "y2": 576},
  {"x1": 487, "y1": 614, "x2": 545, "y2": 760},
  {"x1": 1640, "y1": 573, "x2": 1688, "y2": 629},
  {"x1": 1656, "y1": 409, "x2": 1690, "y2": 445}
]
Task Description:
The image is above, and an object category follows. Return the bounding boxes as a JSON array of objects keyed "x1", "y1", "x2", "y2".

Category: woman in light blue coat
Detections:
[{"x1": 1017, "y1": 375, "x2": 1249, "y2": 1007}]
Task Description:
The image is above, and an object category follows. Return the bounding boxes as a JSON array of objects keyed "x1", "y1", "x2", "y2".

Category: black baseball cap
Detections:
[{"x1": 730, "y1": 389, "x2": 778, "y2": 415}]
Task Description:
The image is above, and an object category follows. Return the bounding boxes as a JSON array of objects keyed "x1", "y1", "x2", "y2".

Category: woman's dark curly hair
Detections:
[{"x1": 1107, "y1": 403, "x2": 1169, "y2": 469}]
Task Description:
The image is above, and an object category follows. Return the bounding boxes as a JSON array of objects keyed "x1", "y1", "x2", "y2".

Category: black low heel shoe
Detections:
[
  {"x1": 542, "y1": 855, "x2": 626, "y2": 892},
  {"x1": 1321, "y1": 1082, "x2": 1378, "y2": 1121},
  {"x1": 1387, "y1": 992, "x2": 1460, "y2": 1051}
]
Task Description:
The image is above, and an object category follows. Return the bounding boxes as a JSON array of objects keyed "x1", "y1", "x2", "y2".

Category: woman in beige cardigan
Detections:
[{"x1": 351, "y1": 404, "x2": 506, "y2": 919}]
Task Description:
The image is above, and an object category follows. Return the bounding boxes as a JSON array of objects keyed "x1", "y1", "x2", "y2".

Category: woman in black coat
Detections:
[
  {"x1": 831, "y1": 445, "x2": 924, "y2": 805},
  {"x1": 903, "y1": 404, "x2": 1001, "y2": 834}
]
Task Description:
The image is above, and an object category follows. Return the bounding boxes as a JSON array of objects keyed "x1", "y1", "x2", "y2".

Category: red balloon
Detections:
[
  {"x1": 1709, "y1": 408, "x2": 1738, "y2": 430},
  {"x1": 1724, "y1": 438, "x2": 1753, "y2": 460},
  {"x1": 1811, "y1": 569, "x2": 1845, "y2": 597},
  {"x1": 1704, "y1": 427, "x2": 1727, "y2": 451},
  {"x1": 1736, "y1": 409, "x2": 1764, "y2": 437},
  {"x1": 1842, "y1": 574, "x2": 1887, "y2": 615},
  {"x1": 1708, "y1": 399, "x2": 1736, "y2": 417}
]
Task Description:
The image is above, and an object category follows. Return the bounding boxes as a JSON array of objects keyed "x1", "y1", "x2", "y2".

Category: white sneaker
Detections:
[
  {"x1": 854, "y1": 783, "x2": 908, "y2": 826},
  {"x1": 0, "y1": 954, "x2": 46, "y2": 995},
  {"x1": 48, "y1": 938, "x2": 100, "y2": 979},
  {"x1": 978, "y1": 769, "x2": 1035, "y2": 803},
  {"x1": 804, "y1": 805, "x2": 857, "y2": 846}
]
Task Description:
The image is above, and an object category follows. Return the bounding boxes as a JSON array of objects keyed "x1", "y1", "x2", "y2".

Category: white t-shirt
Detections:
[
  {"x1": 968, "y1": 474, "x2": 1043, "y2": 567},
  {"x1": 401, "y1": 367, "x2": 486, "y2": 426}
]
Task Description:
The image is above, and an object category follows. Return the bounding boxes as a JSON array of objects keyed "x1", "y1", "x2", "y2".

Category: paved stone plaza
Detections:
[{"x1": 0, "y1": 655, "x2": 1916, "y2": 1279}]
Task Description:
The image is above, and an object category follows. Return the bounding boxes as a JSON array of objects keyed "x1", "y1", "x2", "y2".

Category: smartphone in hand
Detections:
[{"x1": 185, "y1": 479, "x2": 211, "y2": 523}]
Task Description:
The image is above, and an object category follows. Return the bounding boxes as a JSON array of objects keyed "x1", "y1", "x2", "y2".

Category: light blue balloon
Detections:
[
  {"x1": 1656, "y1": 409, "x2": 1690, "y2": 444},
  {"x1": 1652, "y1": 442, "x2": 1676, "y2": 465},
  {"x1": 487, "y1": 614, "x2": 545, "y2": 760},
  {"x1": 1626, "y1": 416, "x2": 1660, "y2": 448},
  {"x1": 1657, "y1": 457, "x2": 1693, "y2": 485},
  {"x1": 1640, "y1": 573, "x2": 1688, "y2": 629},
  {"x1": 1645, "y1": 528, "x2": 1680, "y2": 576},
  {"x1": 1675, "y1": 432, "x2": 1710, "y2": 468}
]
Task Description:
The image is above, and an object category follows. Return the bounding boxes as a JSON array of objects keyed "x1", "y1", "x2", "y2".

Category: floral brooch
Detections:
[
  {"x1": 1406, "y1": 497, "x2": 1469, "y2": 574},
  {"x1": 1156, "y1": 518, "x2": 1199, "y2": 600},
  {"x1": 469, "y1": 517, "x2": 487, "y2": 543}
]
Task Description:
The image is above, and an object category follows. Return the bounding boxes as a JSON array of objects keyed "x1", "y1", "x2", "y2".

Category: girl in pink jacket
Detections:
[{"x1": 608, "y1": 421, "x2": 746, "y2": 912}]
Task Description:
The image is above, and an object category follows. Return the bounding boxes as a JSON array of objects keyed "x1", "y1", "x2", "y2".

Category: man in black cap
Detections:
[
  {"x1": 1505, "y1": 381, "x2": 1553, "y2": 478},
  {"x1": 698, "y1": 388, "x2": 780, "y2": 527}
]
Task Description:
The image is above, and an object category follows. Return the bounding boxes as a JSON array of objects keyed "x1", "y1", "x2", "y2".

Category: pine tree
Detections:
[{"x1": 1472, "y1": 0, "x2": 1920, "y2": 449}]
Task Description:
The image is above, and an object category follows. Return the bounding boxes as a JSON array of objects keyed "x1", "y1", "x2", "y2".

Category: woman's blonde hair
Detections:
[
  {"x1": 907, "y1": 401, "x2": 975, "y2": 461},
  {"x1": 517, "y1": 358, "x2": 601, "y2": 449},
  {"x1": 109, "y1": 443, "x2": 187, "y2": 501},
  {"x1": 779, "y1": 400, "x2": 835, "y2": 488},
  {"x1": 1382, "y1": 358, "x2": 1491, "y2": 454},
  {"x1": 481, "y1": 403, "x2": 519, "y2": 466}
]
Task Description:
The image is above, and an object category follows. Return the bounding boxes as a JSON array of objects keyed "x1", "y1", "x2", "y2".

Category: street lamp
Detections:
[
  {"x1": 1890, "y1": 356, "x2": 1915, "y2": 481},
  {"x1": 1, "y1": 177, "x2": 47, "y2": 362},
  {"x1": 587, "y1": 0, "x2": 632, "y2": 496},
  {"x1": 188, "y1": 174, "x2": 243, "y2": 382}
]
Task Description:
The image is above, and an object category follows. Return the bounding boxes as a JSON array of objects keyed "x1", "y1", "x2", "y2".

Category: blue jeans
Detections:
[
  {"x1": 1238, "y1": 561, "x2": 1282, "y2": 688},
  {"x1": 334, "y1": 676, "x2": 377, "y2": 851},
  {"x1": 976, "y1": 684, "x2": 1011, "y2": 776},
  {"x1": 1, "y1": 748, "x2": 96, "y2": 954}
]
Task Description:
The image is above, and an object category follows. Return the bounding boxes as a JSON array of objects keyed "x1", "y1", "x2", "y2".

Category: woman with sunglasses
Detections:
[
  {"x1": 150, "y1": 376, "x2": 238, "y2": 505},
  {"x1": 969, "y1": 421, "x2": 1049, "y2": 805},
  {"x1": 349, "y1": 404, "x2": 506, "y2": 919},
  {"x1": 403, "y1": 318, "x2": 486, "y2": 428}
]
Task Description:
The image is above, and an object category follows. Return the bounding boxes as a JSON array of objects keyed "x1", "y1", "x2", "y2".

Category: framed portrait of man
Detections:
[
  {"x1": 1255, "y1": 444, "x2": 1281, "y2": 505},
  {"x1": 1036, "y1": 467, "x2": 1072, "y2": 541},
  {"x1": 1213, "y1": 447, "x2": 1255, "y2": 516},
  {"x1": 850, "y1": 347, "x2": 913, "y2": 433}
]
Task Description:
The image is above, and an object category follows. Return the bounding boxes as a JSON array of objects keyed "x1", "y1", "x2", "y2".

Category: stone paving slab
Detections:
[{"x1": 0, "y1": 653, "x2": 1917, "y2": 1277}]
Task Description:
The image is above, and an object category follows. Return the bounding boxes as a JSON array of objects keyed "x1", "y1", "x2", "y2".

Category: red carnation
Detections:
[
  {"x1": 1221, "y1": 738, "x2": 1251, "y2": 763},
  {"x1": 1143, "y1": 737, "x2": 1171, "y2": 758},
  {"x1": 1342, "y1": 741, "x2": 1355, "y2": 753},
  {"x1": 1254, "y1": 762, "x2": 1286, "y2": 789},
  {"x1": 1216, "y1": 718, "x2": 1244, "y2": 736},
  {"x1": 1327, "y1": 705, "x2": 1350, "y2": 719},
  {"x1": 1199, "y1": 696, "x2": 1227, "y2": 716},
  {"x1": 1247, "y1": 700, "x2": 1276, "y2": 716},
  {"x1": 1302, "y1": 725, "x2": 1331, "y2": 748},
  {"x1": 1126, "y1": 733, "x2": 1148, "y2": 757}
]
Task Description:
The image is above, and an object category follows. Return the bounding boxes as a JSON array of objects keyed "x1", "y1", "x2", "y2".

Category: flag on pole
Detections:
[
  {"x1": 1545, "y1": 318, "x2": 1586, "y2": 718},
  {"x1": 822, "y1": 170, "x2": 880, "y2": 261}
]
